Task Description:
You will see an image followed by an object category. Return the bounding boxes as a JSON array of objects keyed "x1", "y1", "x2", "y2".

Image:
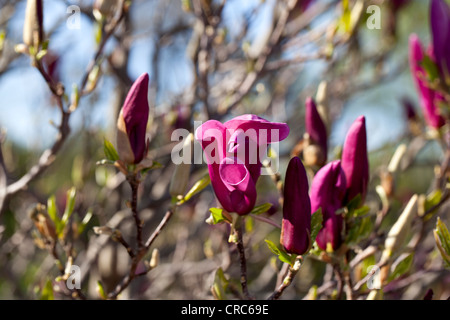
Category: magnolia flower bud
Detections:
[
  {"x1": 149, "y1": 248, "x2": 160, "y2": 269},
  {"x1": 280, "y1": 157, "x2": 312, "y2": 255},
  {"x1": 23, "y1": 0, "x2": 43, "y2": 48},
  {"x1": 430, "y1": 0, "x2": 450, "y2": 82},
  {"x1": 341, "y1": 116, "x2": 369, "y2": 204},
  {"x1": 310, "y1": 160, "x2": 347, "y2": 251},
  {"x1": 30, "y1": 203, "x2": 56, "y2": 242},
  {"x1": 305, "y1": 97, "x2": 328, "y2": 166},
  {"x1": 169, "y1": 133, "x2": 193, "y2": 198},
  {"x1": 116, "y1": 73, "x2": 150, "y2": 165},
  {"x1": 382, "y1": 194, "x2": 418, "y2": 261},
  {"x1": 93, "y1": 0, "x2": 121, "y2": 21}
]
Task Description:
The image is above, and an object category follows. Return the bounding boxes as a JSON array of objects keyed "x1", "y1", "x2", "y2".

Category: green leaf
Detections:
[
  {"x1": 211, "y1": 268, "x2": 228, "y2": 300},
  {"x1": 434, "y1": 217, "x2": 450, "y2": 268},
  {"x1": 352, "y1": 205, "x2": 370, "y2": 218},
  {"x1": 61, "y1": 187, "x2": 77, "y2": 226},
  {"x1": 96, "y1": 281, "x2": 107, "y2": 300},
  {"x1": 78, "y1": 210, "x2": 93, "y2": 235},
  {"x1": 346, "y1": 194, "x2": 362, "y2": 213},
  {"x1": 208, "y1": 207, "x2": 231, "y2": 225},
  {"x1": 250, "y1": 203, "x2": 273, "y2": 215},
  {"x1": 47, "y1": 195, "x2": 61, "y2": 228},
  {"x1": 181, "y1": 174, "x2": 211, "y2": 203},
  {"x1": 424, "y1": 190, "x2": 442, "y2": 221},
  {"x1": 310, "y1": 208, "x2": 323, "y2": 242},
  {"x1": 346, "y1": 216, "x2": 373, "y2": 245},
  {"x1": 264, "y1": 239, "x2": 294, "y2": 266},
  {"x1": 265, "y1": 239, "x2": 281, "y2": 256},
  {"x1": 103, "y1": 138, "x2": 119, "y2": 162},
  {"x1": 389, "y1": 253, "x2": 414, "y2": 281},
  {"x1": 40, "y1": 279, "x2": 54, "y2": 300},
  {"x1": 421, "y1": 55, "x2": 440, "y2": 82}
]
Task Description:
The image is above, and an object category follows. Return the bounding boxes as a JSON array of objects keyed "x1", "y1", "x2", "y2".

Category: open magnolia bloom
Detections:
[{"x1": 195, "y1": 115, "x2": 289, "y2": 215}]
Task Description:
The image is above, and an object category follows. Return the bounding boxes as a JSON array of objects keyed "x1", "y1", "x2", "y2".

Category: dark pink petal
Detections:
[
  {"x1": 430, "y1": 0, "x2": 450, "y2": 77},
  {"x1": 121, "y1": 73, "x2": 150, "y2": 163},
  {"x1": 281, "y1": 157, "x2": 311, "y2": 255},
  {"x1": 305, "y1": 97, "x2": 328, "y2": 161},
  {"x1": 341, "y1": 116, "x2": 369, "y2": 204},
  {"x1": 224, "y1": 114, "x2": 290, "y2": 144},
  {"x1": 409, "y1": 34, "x2": 446, "y2": 129},
  {"x1": 310, "y1": 160, "x2": 346, "y2": 251},
  {"x1": 219, "y1": 158, "x2": 257, "y2": 215}
]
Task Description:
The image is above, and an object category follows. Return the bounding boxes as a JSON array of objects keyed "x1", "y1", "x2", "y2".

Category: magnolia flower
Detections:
[
  {"x1": 23, "y1": 0, "x2": 43, "y2": 48},
  {"x1": 409, "y1": 34, "x2": 446, "y2": 129},
  {"x1": 304, "y1": 97, "x2": 328, "y2": 166},
  {"x1": 116, "y1": 73, "x2": 150, "y2": 165},
  {"x1": 341, "y1": 116, "x2": 369, "y2": 204},
  {"x1": 310, "y1": 160, "x2": 347, "y2": 251},
  {"x1": 430, "y1": 0, "x2": 450, "y2": 80},
  {"x1": 280, "y1": 157, "x2": 311, "y2": 255},
  {"x1": 195, "y1": 115, "x2": 289, "y2": 215}
]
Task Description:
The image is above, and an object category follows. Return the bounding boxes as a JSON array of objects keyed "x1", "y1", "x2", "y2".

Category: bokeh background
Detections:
[{"x1": 0, "y1": 0, "x2": 448, "y2": 299}]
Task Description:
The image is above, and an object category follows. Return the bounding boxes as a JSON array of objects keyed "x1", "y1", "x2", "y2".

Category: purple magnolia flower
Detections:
[
  {"x1": 116, "y1": 73, "x2": 150, "y2": 164},
  {"x1": 310, "y1": 160, "x2": 347, "y2": 251},
  {"x1": 341, "y1": 116, "x2": 369, "y2": 204},
  {"x1": 430, "y1": 0, "x2": 450, "y2": 79},
  {"x1": 280, "y1": 157, "x2": 311, "y2": 255},
  {"x1": 305, "y1": 97, "x2": 328, "y2": 165},
  {"x1": 195, "y1": 115, "x2": 289, "y2": 215},
  {"x1": 409, "y1": 34, "x2": 446, "y2": 129}
]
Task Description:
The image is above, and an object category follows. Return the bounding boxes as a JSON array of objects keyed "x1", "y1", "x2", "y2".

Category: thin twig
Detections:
[
  {"x1": 235, "y1": 222, "x2": 252, "y2": 300},
  {"x1": 268, "y1": 257, "x2": 302, "y2": 300}
]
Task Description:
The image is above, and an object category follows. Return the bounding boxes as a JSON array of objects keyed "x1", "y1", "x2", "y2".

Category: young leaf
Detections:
[
  {"x1": 264, "y1": 239, "x2": 294, "y2": 266},
  {"x1": 250, "y1": 203, "x2": 273, "y2": 215},
  {"x1": 434, "y1": 217, "x2": 450, "y2": 268},
  {"x1": 211, "y1": 268, "x2": 229, "y2": 300},
  {"x1": 389, "y1": 253, "x2": 414, "y2": 281},
  {"x1": 47, "y1": 195, "x2": 61, "y2": 229},
  {"x1": 61, "y1": 187, "x2": 77, "y2": 226},
  {"x1": 310, "y1": 208, "x2": 323, "y2": 242},
  {"x1": 103, "y1": 138, "x2": 119, "y2": 162},
  {"x1": 421, "y1": 55, "x2": 440, "y2": 82},
  {"x1": 423, "y1": 190, "x2": 442, "y2": 221},
  {"x1": 40, "y1": 279, "x2": 54, "y2": 300},
  {"x1": 96, "y1": 281, "x2": 107, "y2": 300},
  {"x1": 207, "y1": 207, "x2": 231, "y2": 225},
  {"x1": 182, "y1": 174, "x2": 211, "y2": 203}
]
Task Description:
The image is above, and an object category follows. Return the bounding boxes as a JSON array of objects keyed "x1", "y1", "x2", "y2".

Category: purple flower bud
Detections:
[
  {"x1": 195, "y1": 115, "x2": 289, "y2": 215},
  {"x1": 341, "y1": 116, "x2": 369, "y2": 204},
  {"x1": 409, "y1": 34, "x2": 446, "y2": 129},
  {"x1": 117, "y1": 73, "x2": 149, "y2": 164},
  {"x1": 23, "y1": 0, "x2": 43, "y2": 48},
  {"x1": 280, "y1": 157, "x2": 311, "y2": 255},
  {"x1": 310, "y1": 160, "x2": 346, "y2": 251},
  {"x1": 305, "y1": 97, "x2": 328, "y2": 165},
  {"x1": 430, "y1": 0, "x2": 450, "y2": 78}
]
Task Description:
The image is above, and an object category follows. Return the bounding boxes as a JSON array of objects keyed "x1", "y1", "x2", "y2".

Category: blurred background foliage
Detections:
[{"x1": 0, "y1": 0, "x2": 449, "y2": 299}]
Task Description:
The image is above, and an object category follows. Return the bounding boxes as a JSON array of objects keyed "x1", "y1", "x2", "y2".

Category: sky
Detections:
[{"x1": 0, "y1": 0, "x2": 430, "y2": 155}]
